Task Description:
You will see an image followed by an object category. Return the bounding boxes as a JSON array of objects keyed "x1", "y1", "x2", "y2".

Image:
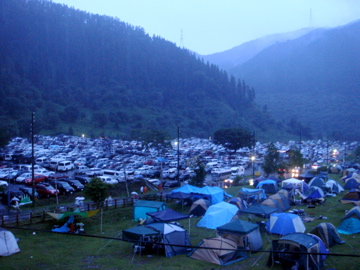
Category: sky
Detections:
[{"x1": 51, "y1": 0, "x2": 360, "y2": 55}]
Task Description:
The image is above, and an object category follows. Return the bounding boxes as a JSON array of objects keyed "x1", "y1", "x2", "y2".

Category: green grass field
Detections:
[{"x1": 2, "y1": 174, "x2": 360, "y2": 270}]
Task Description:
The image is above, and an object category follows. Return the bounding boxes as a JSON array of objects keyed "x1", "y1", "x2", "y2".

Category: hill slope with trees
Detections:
[
  {"x1": 229, "y1": 21, "x2": 360, "y2": 141},
  {"x1": 0, "y1": 0, "x2": 299, "y2": 141}
]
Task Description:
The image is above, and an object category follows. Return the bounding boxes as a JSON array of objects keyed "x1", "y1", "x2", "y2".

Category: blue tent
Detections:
[
  {"x1": 266, "y1": 213, "x2": 306, "y2": 235},
  {"x1": 344, "y1": 178, "x2": 360, "y2": 190},
  {"x1": 237, "y1": 188, "x2": 266, "y2": 204},
  {"x1": 197, "y1": 201, "x2": 239, "y2": 229},
  {"x1": 337, "y1": 218, "x2": 360, "y2": 235}
]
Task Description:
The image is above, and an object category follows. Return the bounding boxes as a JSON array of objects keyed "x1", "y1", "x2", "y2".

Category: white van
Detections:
[
  {"x1": 49, "y1": 158, "x2": 65, "y2": 170},
  {"x1": 57, "y1": 160, "x2": 74, "y2": 171},
  {"x1": 36, "y1": 157, "x2": 49, "y2": 164}
]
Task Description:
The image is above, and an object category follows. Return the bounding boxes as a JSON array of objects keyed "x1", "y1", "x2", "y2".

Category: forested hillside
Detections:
[
  {"x1": 0, "y1": 0, "x2": 299, "y2": 141},
  {"x1": 229, "y1": 21, "x2": 360, "y2": 141}
]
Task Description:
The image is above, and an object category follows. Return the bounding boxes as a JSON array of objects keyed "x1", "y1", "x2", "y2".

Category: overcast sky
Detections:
[{"x1": 52, "y1": 0, "x2": 360, "y2": 55}]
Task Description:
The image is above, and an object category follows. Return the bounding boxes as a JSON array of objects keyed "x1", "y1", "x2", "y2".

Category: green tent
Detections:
[{"x1": 217, "y1": 219, "x2": 263, "y2": 251}]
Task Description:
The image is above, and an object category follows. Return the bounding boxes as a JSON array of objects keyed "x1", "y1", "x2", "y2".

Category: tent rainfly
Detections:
[
  {"x1": 197, "y1": 201, "x2": 239, "y2": 229},
  {"x1": 266, "y1": 213, "x2": 306, "y2": 235},
  {"x1": 310, "y1": 222, "x2": 344, "y2": 248},
  {"x1": 217, "y1": 219, "x2": 263, "y2": 251}
]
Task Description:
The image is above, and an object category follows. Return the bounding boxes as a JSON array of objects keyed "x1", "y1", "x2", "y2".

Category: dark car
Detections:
[
  {"x1": 163, "y1": 180, "x2": 180, "y2": 189},
  {"x1": 48, "y1": 180, "x2": 75, "y2": 194},
  {"x1": 61, "y1": 179, "x2": 84, "y2": 191},
  {"x1": 75, "y1": 176, "x2": 91, "y2": 185},
  {"x1": 19, "y1": 186, "x2": 39, "y2": 199},
  {"x1": 35, "y1": 183, "x2": 59, "y2": 198}
]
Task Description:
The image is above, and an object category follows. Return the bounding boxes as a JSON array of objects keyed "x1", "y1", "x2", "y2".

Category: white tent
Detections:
[
  {"x1": 0, "y1": 228, "x2": 20, "y2": 256},
  {"x1": 281, "y1": 178, "x2": 305, "y2": 192},
  {"x1": 197, "y1": 201, "x2": 238, "y2": 229}
]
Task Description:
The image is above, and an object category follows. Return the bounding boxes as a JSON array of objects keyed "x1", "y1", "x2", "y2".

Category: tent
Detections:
[
  {"x1": 197, "y1": 201, "x2": 239, "y2": 229},
  {"x1": 237, "y1": 188, "x2": 266, "y2": 204},
  {"x1": 326, "y1": 179, "x2": 344, "y2": 194},
  {"x1": 240, "y1": 204, "x2": 278, "y2": 218},
  {"x1": 0, "y1": 228, "x2": 20, "y2": 256},
  {"x1": 281, "y1": 178, "x2": 307, "y2": 192},
  {"x1": 229, "y1": 197, "x2": 247, "y2": 210},
  {"x1": 133, "y1": 200, "x2": 167, "y2": 221},
  {"x1": 188, "y1": 236, "x2": 248, "y2": 266},
  {"x1": 304, "y1": 186, "x2": 325, "y2": 200},
  {"x1": 340, "y1": 190, "x2": 360, "y2": 205},
  {"x1": 344, "y1": 178, "x2": 360, "y2": 190},
  {"x1": 310, "y1": 222, "x2": 344, "y2": 248},
  {"x1": 261, "y1": 198, "x2": 284, "y2": 213},
  {"x1": 217, "y1": 219, "x2": 263, "y2": 251},
  {"x1": 189, "y1": 199, "x2": 210, "y2": 216},
  {"x1": 337, "y1": 207, "x2": 360, "y2": 234},
  {"x1": 308, "y1": 177, "x2": 330, "y2": 194},
  {"x1": 267, "y1": 193, "x2": 290, "y2": 211},
  {"x1": 299, "y1": 172, "x2": 315, "y2": 183},
  {"x1": 47, "y1": 208, "x2": 99, "y2": 220},
  {"x1": 256, "y1": 180, "x2": 278, "y2": 194},
  {"x1": 267, "y1": 233, "x2": 328, "y2": 270},
  {"x1": 122, "y1": 223, "x2": 190, "y2": 257},
  {"x1": 266, "y1": 213, "x2": 306, "y2": 235}
]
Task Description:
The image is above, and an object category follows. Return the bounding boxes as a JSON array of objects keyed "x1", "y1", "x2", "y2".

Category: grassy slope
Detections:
[{"x1": 2, "y1": 174, "x2": 360, "y2": 270}]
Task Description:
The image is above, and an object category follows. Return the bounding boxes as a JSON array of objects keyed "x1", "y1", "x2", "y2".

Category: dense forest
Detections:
[
  {"x1": 227, "y1": 22, "x2": 360, "y2": 141},
  {"x1": 0, "y1": 0, "x2": 301, "y2": 141}
]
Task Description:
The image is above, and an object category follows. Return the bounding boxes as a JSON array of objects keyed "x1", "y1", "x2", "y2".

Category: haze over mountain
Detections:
[
  {"x1": 0, "y1": 0, "x2": 301, "y2": 142},
  {"x1": 204, "y1": 21, "x2": 360, "y2": 141}
]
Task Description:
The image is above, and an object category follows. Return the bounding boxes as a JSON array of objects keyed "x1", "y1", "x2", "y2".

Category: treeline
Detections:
[{"x1": 0, "y1": 0, "x2": 293, "y2": 140}]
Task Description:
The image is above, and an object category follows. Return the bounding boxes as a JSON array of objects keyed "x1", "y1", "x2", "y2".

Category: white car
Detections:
[
  {"x1": 99, "y1": 176, "x2": 118, "y2": 185},
  {"x1": 0, "y1": 180, "x2": 8, "y2": 187},
  {"x1": 15, "y1": 173, "x2": 32, "y2": 183},
  {"x1": 146, "y1": 179, "x2": 162, "y2": 186}
]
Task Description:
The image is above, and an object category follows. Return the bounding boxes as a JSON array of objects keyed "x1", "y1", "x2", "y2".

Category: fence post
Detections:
[
  {"x1": 42, "y1": 210, "x2": 46, "y2": 222},
  {"x1": 105, "y1": 200, "x2": 108, "y2": 211},
  {"x1": 16, "y1": 214, "x2": 19, "y2": 226},
  {"x1": 29, "y1": 212, "x2": 32, "y2": 225},
  {"x1": 114, "y1": 198, "x2": 117, "y2": 209}
]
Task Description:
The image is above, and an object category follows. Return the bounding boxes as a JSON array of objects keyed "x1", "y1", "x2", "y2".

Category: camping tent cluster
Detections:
[{"x1": 121, "y1": 172, "x2": 353, "y2": 268}]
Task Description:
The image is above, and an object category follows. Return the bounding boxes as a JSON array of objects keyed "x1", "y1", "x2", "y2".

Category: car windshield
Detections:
[
  {"x1": 61, "y1": 182, "x2": 72, "y2": 188},
  {"x1": 45, "y1": 185, "x2": 55, "y2": 190}
]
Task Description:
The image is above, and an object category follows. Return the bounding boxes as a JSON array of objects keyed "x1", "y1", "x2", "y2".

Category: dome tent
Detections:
[
  {"x1": 0, "y1": 228, "x2": 20, "y2": 256},
  {"x1": 310, "y1": 222, "x2": 344, "y2": 248},
  {"x1": 197, "y1": 201, "x2": 238, "y2": 229},
  {"x1": 266, "y1": 213, "x2": 306, "y2": 235}
]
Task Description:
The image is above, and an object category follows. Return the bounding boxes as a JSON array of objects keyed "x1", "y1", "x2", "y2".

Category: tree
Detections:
[
  {"x1": 189, "y1": 161, "x2": 206, "y2": 187},
  {"x1": 287, "y1": 148, "x2": 304, "y2": 168},
  {"x1": 84, "y1": 178, "x2": 109, "y2": 208},
  {"x1": 213, "y1": 128, "x2": 255, "y2": 153},
  {"x1": 262, "y1": 142, "x2": 280, "y2": 176}
]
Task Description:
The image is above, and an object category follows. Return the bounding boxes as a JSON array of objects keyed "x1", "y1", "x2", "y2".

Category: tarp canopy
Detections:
[
  {"x1": 240, "y1": 204, "x2": 277, "y2": 218},
  {"x1": 171, "y1": 185, "x2": 232, "y2": 205},
  {"x1": 188, "y1": 236, "x2": 248, "y2": 266},
  {"x1": 266, "y1": 213, "x2": 306, "y2": 235},
  {"x1": 237, "y1": 188, "x2": 266, "y2": 204},
  {"x1": 197, "y1": 201, "x2": 239, "y2": 229},
  {"x1": 146, "y1": 208, "x2": 190, "y2": 222},
  {"x1": 0, "y1": 228, "x2": 20, "y2": 256}
]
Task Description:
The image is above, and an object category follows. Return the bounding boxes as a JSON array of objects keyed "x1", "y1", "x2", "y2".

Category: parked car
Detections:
[
  {"x1": 98, "y1": 176, "x2": 118, "y2": 185},
  {"x1": 60, "y1": 179, "x2": 84, "y2": 191},
  {"x1": 86, "y1": 168, "x2": 103, "y2": 177},
  {"x1": 75, "y1": 176, "x2": 91, "y2": 185},
  {"x1": 74, "y1": 165, "x2": 89, "y2": 175},
  {"x1": 48, "y1": 180, "x2": 75, "y2": 194},
  {"x1": 15, "y1": 173, "x2": 32, "y2": 183},
  {"x1": 163, "y1": 180, "x2": 180, "y2": 189},
  {"x1": 19, "y1": 186, "x2": 39, "y2": 199},
  {"x1": 35, "y1": 183, "x2": 59, "y2": 198},
  {"x1": 24, "y1": 174, "x2": 47, "y2": 185}
]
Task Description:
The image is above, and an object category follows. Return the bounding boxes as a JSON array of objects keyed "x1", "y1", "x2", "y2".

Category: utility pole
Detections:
[
  {"x1": 31, "y1": 112, "x2": 35, "y2": 207},
  {"x1": 177, "y1": 125, "x2": 180, "y2": 186}
]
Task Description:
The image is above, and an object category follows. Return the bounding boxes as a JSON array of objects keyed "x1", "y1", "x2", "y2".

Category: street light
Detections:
[{"x1": 251, "y1": 156, "x2": 255, "y2": 178}]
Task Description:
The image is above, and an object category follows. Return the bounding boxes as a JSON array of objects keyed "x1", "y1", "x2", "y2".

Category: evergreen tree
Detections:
[
  {"x1": 262, "y1": 142, "x2": 280, "y2": 176},
  {"x1": 189, "y1": 161, "x2": 206, "y2": 187},
  {"x1": 84, "y1": 178, "x2": 109, "y2": 208}
]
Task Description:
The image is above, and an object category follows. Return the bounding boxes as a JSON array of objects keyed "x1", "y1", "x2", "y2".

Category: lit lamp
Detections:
[
  {"x1": 251, "y1": 156, "x2": 255, "y2": 178},
  {"x1": 82, "y1": 134, "x2": 85, "y2": 139}
]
